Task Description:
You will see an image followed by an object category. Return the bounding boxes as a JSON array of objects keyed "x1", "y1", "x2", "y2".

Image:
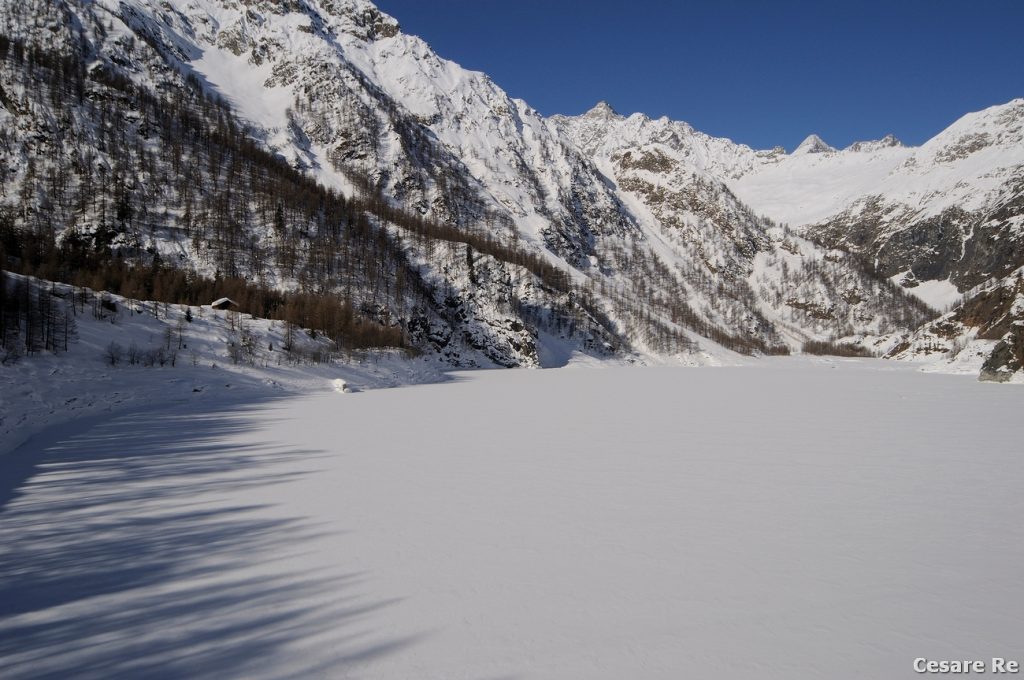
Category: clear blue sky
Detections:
[{"x1": 373, "y1": 0, "x2": 1024, "y2": 151}]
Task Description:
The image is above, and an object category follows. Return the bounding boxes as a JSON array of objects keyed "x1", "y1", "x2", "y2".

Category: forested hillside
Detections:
[
  {"x1": 0, "y1": 0, "x2": 998, "y2": 372},
  {"x1": 0, "y1": 24, "x2": 617, "y2": 367}
]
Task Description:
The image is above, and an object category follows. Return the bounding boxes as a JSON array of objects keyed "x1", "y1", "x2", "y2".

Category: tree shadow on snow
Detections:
[{"x1": 0, "y1": 396, "x2": 422, "y2": 679}]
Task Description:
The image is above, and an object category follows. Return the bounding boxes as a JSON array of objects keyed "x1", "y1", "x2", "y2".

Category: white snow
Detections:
[
  {"x1": 892, "y1": 275, "x2": 963, "y2": 311},
  {"x1": 560, "y1": 97, "x2": 1024, "y2": 233},
  {"x1": 0, "y1": 278, "x2": 444, "y2": 457},
  {"x1": 792, "y1": 133, "x2": 836, "y2": 155},
  {"x1": 14, "y1": 0, "x2": 1017, "y2": 365},
  {"x1": 190, "y1": 47, "x2": 293, "y2": 132},
  {"x1": 2, "y1": 359, "x2": 1023, "y2": 679},
  {"x1": 730, "y1": 142, "x2": 914, "y2": 226},
  {"x1": 733, "y1": 100, "x2": 1024, "y2": 227}
]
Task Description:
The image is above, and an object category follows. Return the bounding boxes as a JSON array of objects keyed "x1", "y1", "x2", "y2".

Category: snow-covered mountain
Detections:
[
  {"x1": 739, "y1": 101, "x2": 1024, "y2": 298},
  {"x1": 1, "y1": 0, "x2": 1020, "y2": 377},
  {"x1": 556, "y1": 95, "x2": 1024, "y2": 307},
  {"x1": 884, "y1": 267, "x2": 1024, "y2": 383},
  {"x1": 0, "y1": 0, "x2": 630, "y2": 369}
]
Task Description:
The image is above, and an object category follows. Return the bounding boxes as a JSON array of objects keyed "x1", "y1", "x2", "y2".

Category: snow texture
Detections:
[
  {"x1": 2, "y1": 360, "x2": 1023, "y2": 679},
  {"x1": 2, "y1": 0, "x2": 1021, "y2": 366},
  {"x1": 0, "y1": 278, "x2": 445, "y2": 457}
]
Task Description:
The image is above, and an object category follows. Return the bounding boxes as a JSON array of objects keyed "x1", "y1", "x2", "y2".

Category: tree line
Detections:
[
  {"x1": 0, "y1": 31, "x2": 599, "y2": 357},
  {"x1": 0, "y1": 273, "x2": 77, "y2": 363}
]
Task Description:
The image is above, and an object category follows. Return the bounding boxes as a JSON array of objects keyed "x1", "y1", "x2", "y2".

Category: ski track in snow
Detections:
[{"x1": 2, "y1": 359, "x2": 1023, "y2": 679}]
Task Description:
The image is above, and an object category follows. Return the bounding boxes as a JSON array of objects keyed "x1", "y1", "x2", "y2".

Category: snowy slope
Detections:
[
  {"x1": 555, "y1": 105, "x2": 935, "y2": 352},
  {"x1": 558, "y1": 97, "x2": 1024, "y2": 246},
  {"x1": 557, "y1": 99, "x2": 1024, "y2": 295},
  {"x1": 885, "y1": 266, "x2": 1024, "y2": 383},
  {"x1": 0, "y1": 274, "x2": 446, "y2": 456},
  {"x1": 72, "y1": 0, "x2": 638, "y2": 261},
  {"x1": 0, "y1": 0, "x2": 633, "y2": 369},
  {"x1": 78, "y1": 2, "x2": 939, "y2": 353},
  {"x1": 2, "y1": 0, "x2": 1019, "y2": 371},
  {"x1": 733, "y1": 99, "x2": 1024, "y2": 227}
]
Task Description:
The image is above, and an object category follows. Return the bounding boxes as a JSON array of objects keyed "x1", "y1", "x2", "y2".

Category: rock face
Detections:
[
  {"x1": 0, "y1": 0, "x2": 1019, "y2": 375},
  {"x1": 0, "y1": 0, "x2": 625, "y2": 368},
  {"x1": 845, "y1": 134, "x2": 904, "y2": 153},
  {"x1": 552, "y1": 107, "x2": 934, "y2": 354},
  {"x1": 980, "y1": 330, "x2": 1024, "y2": 383},
  {"x1": 885, "y1": 269, "x2": 1024, "y2": 382},
  {"x1": 793, "y1": 134, "x2": 836, "y2": 155},
  {"x1": 731, "y1": 100, "x2": 1024, "y2": 294}
]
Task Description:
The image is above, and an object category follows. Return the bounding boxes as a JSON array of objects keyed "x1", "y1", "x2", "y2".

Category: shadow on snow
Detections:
[{"x1": 0, "y1": 394, "x2": 420, "y2": 679}]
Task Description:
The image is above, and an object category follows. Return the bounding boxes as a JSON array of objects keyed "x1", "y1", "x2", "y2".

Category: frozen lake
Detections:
[{"x1": 2, "y1": 359, "x2": 1024, "y2": 679}]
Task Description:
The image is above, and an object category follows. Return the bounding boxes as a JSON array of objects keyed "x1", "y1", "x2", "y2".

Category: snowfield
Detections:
[
  {"x1": 2, "y1": 359, "x2": 1023, "y2": 679},
  {"x1": 0, "y1": 278, "x2": 447, "y2": 457}
]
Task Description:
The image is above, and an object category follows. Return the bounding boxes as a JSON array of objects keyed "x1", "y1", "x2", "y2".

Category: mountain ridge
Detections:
[{"x1": 1, "y1": 0, "x2": 1021, "y2": 378}]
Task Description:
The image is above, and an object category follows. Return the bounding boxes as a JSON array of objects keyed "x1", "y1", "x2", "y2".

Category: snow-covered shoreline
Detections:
[
  {"x1": 3, "y1": 294, "x2": 1018, "y2": 459},
  {"x1": 0, "y1": 353, "x2": 449, "y2": 458},
  {"x1": 0, "y1": 277, "x2": 449, "y2": 457}
]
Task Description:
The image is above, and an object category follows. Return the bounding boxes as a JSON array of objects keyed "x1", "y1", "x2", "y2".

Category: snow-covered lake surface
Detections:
[{"x1": 2, "y1": 359, "x2": 1023, "y2": 679}]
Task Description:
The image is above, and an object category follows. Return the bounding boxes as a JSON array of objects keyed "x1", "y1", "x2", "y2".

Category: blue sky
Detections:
[{"x1": 372, "y1": 0, "x2": 1024, "y2": 151}]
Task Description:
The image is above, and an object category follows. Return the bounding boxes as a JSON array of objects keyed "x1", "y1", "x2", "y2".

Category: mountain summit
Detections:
[
  {"x1": 584, "y1": 101, "x2": 622, "y2": 120},
  {"x1": 793, "y1": 134, "x2": 836, "y2": 154},
  {"x1": 1, "y1": 0, "x2": 1022, "y2": 378}
]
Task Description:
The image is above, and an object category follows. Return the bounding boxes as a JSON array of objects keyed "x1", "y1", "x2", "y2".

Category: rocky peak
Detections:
[
  {"x1": 584, "y1": 100, "x2": 622, "y2": 121},
  {"x1": 793, "y1": 134, "x2": 835, "y2": 155},
  {"x1": 846, "y1": 133, "x2": 904, "y2": 152},
  {"x1": 316, "y1": 0, "x2": 400, "y2": 40}
]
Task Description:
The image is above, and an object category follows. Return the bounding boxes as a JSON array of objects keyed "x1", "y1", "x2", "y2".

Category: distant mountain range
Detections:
[{"x1": 1, "y1": 0, "x2": 1021, "y2": 379}]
